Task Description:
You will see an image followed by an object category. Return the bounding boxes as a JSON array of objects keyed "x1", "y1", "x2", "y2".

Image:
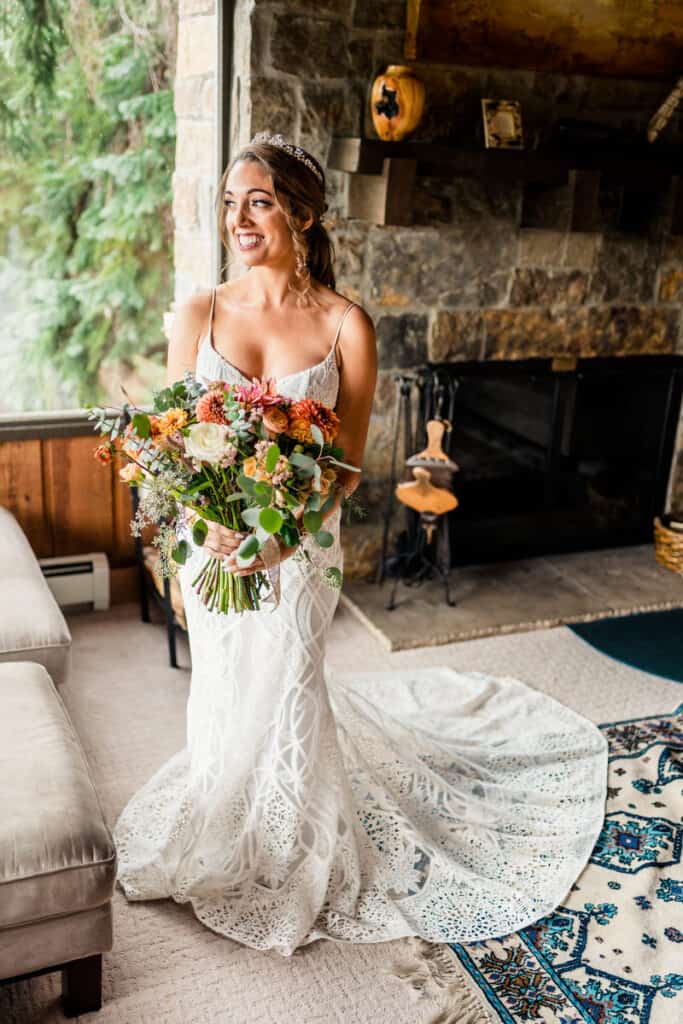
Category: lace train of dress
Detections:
[{"x1": 112, "y1": 301, "x2": 608, "y2": 956}]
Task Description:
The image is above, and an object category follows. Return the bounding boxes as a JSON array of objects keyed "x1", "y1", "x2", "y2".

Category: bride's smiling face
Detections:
[{"x1": 224, "y1": 159, "x2": 295, "y2": 268}]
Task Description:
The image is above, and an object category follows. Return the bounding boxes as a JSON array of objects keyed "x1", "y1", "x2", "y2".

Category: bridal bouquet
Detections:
[{"x1": 90, "y1": 372, "x2": 358, "y2": 613}]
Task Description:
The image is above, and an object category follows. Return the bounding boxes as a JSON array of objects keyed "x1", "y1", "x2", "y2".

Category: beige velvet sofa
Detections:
[
  {"x1": 0, "y1": 507, "x2": 72, "y2": 686},
  {"x1": 0, "y1": 510, "x2": 117, "y2": 1014}
]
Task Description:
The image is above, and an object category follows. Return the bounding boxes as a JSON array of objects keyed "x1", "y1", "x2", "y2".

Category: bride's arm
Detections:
[
  {"x1": 166, "y1": 292, "x2": 213, "y2": 384},
  {"x1": 321, "y1": 304, "x2": 377, "y2": 517}
]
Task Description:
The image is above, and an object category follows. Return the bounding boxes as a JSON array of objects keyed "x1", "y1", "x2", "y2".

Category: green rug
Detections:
[{"x1": 570, "y1": 610, "x2": 683, "y2": 684}]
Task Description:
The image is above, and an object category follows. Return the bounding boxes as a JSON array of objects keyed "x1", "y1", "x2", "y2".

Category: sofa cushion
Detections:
[
  {"x1": 0, "y1": 507, "x2": 72, "y2": 686},
  {"x1": 0, "y1": 662, "x2": 116, "y2": 930}
]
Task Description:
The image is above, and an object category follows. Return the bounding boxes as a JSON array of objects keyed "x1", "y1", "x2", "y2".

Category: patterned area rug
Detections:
[{"x1": 448, "y1": 702, "x2": 683, "y2": 1024}]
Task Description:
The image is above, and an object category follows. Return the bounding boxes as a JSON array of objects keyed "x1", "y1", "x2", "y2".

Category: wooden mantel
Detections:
[{"x1": 328, "y1": 136, "x2": 683, "y2": 229}]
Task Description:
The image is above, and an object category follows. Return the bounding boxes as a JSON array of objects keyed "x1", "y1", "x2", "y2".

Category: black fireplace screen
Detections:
[{"x1": 401, "y1": 354, "x2": 683, "y2": 566}]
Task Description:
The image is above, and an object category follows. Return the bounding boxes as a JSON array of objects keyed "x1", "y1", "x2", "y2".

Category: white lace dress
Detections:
[{"x1": 113, "y1": 302, "x2": 609, "y2": 956}]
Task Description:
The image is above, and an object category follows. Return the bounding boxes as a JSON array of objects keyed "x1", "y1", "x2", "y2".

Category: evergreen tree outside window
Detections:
[{"x1": 0, "y1": 0, "x2": 177, "y2": 411}]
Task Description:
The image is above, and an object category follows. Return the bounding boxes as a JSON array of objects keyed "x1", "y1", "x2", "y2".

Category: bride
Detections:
[{"x1": 113, "y1": 132, "x2": 608, "y2": 957}]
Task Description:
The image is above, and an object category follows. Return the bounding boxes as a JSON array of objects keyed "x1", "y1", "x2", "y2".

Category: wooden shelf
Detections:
[{"x1": 328, "y1": 136, "x2": 683, "y2": 227}]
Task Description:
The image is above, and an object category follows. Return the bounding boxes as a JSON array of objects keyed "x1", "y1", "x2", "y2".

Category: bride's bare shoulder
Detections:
[
  {"x1": 166, "y1": 290, "x2": 215, "y2": 381},
  {"x1": 173, "y1": 289, "x2": 214, "y2": 333},
  {"x1": 315, "y1": 285, "x2": 373, "y2": 325}
]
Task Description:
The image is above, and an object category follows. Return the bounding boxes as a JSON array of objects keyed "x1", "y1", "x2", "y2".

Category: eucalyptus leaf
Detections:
[
  {"x1": 238, "y1": 472, "x2": 256, "y2": 495},
  {"x1": 192, "y1": 519, "x2": 208, "y2": 546},
  {"x1": 240, "y1": 507, "x2": 261, "y2": 528},
  {"x1": 314, "y1": 530, "x2": 334, "y2": 548},
  {"x1": 303, "y1": 509, "x2": 323, "y2": 534},
  {"x1": 237, "y1": 534, "x2": 260, "y2": 560},
  {"x1": 328, "y1": 457, "x2": 361, "y2": 472},
  {"x1": 290, "y1": 452, "x2": 315, "y2": 475},
  {"x1": 310, "y1": 423, "x2": 324, "y2": 446},
  {"x1": 172, "y1": 539, "x2": 189, "y2": 564},
  {"x1": 253, "y1": 483, "x2": 273, "y2": 508},
  {"x1": 265, "y1": 443, "x2": 280, "y2": 473},
  {"x1": 306, "y1": 492, "x2": 321, "y2": 511},
  {"x1": 259, "y1": 507, "x2": 283, "y2": 533}
]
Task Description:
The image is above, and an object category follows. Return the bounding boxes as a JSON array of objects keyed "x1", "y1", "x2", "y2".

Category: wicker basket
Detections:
[{"x1": 654, "y1": 517, "x2": 683, "y2": 575}]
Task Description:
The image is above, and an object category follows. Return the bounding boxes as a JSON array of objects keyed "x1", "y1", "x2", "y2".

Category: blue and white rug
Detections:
[{"x1": 449, "y1": 702, "x2": 683, "y2": 1024}]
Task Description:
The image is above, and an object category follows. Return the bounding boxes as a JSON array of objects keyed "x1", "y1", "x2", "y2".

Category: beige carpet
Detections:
[
  {"x1": 1, "y1": 601, "x2": 681, "y2": 1024},
  {"x1": 342, "y1": 543, "x2": 683, "y2": 650}
]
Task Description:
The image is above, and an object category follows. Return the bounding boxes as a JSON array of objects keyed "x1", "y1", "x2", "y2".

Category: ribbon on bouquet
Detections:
[{"x1": 259, "y1": 534, "x2": 282, "y2": 609}]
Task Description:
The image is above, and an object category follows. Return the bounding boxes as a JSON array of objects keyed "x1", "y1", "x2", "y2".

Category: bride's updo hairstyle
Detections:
[{"x1": 218, "y1": 132, "x2": 336, "y2": 307}]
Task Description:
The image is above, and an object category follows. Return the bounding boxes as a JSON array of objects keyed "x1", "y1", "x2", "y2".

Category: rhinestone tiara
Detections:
[{"x1": 249, "y1": 131, "x2": 324, "y2": 186}]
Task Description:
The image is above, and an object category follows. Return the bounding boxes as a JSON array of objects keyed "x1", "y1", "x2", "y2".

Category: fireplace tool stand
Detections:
[
  {"x1": 378, "y1": 370, "x2": 460, "y2": 610},
  {"x1": 385, "y1": 509, "x2": 456, "y2": 610}
]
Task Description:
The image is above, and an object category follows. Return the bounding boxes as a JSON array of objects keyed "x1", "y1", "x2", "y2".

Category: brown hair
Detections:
[{"x1": 217, "y1": 139, "x2": 336, "y2": 307}]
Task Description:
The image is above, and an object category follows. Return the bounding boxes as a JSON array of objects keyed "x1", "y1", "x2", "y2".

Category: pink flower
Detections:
[
  {"x1": 233, "y1": 377, "x2": 290, "y2": 409},
  {"x1": 220, "y1": 444, "x2": 238, "y2": 468}
]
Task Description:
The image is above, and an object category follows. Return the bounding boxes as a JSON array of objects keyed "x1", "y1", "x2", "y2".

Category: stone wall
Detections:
[
  {"x1": 173, "y1": 0, "x2": 218, "y2": 304},
  {"x1": 173, "y1": 0, "x2": 683, "y2": 573}
]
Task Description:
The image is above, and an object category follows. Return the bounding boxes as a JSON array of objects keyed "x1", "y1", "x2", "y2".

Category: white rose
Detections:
[{"x1": 184, "y1": 422, "x2": 232, "y2": 464}]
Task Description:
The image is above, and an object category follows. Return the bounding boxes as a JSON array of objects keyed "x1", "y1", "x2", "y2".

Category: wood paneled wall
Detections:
[{"x1": 0, "y1": 436, "x2": 135, "y2": 566}]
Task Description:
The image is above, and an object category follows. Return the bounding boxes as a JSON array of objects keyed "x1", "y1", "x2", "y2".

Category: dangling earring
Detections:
[{"x1": 296, "y1": 251, "x2": 307, "y2": 275}]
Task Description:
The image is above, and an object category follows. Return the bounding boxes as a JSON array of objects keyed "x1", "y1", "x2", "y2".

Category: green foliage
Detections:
[
  {"x1": 192, "y1": 518, "x2": 208, "y2": 546},
  {"x1": 0, "y1": 0, "x2": 177, "y2": 407},
  {"x1": 259, "y1": 506, "x2": 283, "y2": 534},
  {"x1": 303, "y1": 509, "x2": 323, "y2": 534},
  {"x1": 171, "y1": 538, "x2": 189, "y2": 565}
]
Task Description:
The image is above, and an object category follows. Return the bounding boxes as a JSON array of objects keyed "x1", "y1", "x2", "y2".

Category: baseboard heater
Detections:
[{"x1": 39, "y1": 553, "x2": 110, "y2": 610}]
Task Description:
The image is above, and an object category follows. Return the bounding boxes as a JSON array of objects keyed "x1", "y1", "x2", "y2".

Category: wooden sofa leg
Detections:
[{"x1": 61, "y1": 953, "x2": 103, "y2": 1016}]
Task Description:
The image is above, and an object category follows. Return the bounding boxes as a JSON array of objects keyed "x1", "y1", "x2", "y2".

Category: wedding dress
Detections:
[{"x1": 113, "y1": 294, "x2": 609, "y2": 957}]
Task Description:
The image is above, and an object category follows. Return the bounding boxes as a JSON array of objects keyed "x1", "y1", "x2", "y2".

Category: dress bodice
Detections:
[
  {"x1": 196, "y1": 337, "x2": 340, "y2": 406},
  {"x1": 195, "y1": 292, "x2": 359, "y2": 407}
]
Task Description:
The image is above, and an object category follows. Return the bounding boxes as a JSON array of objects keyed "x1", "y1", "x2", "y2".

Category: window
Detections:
[{"x1": 0, "y1": 1, "x2": 177, "y2": 413}]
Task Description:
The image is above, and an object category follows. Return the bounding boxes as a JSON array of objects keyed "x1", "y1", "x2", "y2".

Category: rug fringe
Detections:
[{"x1": 386, "y1": 937, "x2": 493, "y2": 1024}]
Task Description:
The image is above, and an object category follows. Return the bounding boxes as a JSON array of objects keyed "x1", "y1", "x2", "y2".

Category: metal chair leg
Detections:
[{"x1": 163, "y1": 576, "x2": 178, "y2": 668}]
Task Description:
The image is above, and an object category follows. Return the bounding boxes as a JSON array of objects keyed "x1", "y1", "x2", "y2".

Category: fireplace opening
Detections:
[{"x1": 417, "y1": 355, "x2": 683, "y2": 566}]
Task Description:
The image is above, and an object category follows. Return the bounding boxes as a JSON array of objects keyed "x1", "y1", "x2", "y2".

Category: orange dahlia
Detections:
[
  {"x1": 287, "y1": 399, "x2": 340, "y2": 444},
  {"x1": 156, "y1": 408, "x2": 188, "y2": 436},
  {"x1": 196, "y1": 391, "x2": 228, "y2": 425}
]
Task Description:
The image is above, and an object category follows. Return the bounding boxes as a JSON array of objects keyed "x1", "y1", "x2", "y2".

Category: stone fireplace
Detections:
[
  {"x1": 173, "y1": 0, "x2": 683, "y2": 577},
  {"x1": 413, "y1": 353, "x2": 683, "y2": 565}
]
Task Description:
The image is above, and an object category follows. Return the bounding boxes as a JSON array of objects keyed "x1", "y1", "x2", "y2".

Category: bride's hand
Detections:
[
  {"x1": 203, "y1": 521, "x2": 248, "y2": 559},
  {"x1": 223, "y1": 537, "x2": 297, "y2": 577}
]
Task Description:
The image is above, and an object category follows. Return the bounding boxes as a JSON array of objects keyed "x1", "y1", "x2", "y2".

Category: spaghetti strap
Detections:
[
  {"x1": 199, "y1": 287, "x2": 217, "y2": 350},
  {"x1": 330, "y1": 301, "x2": 358, "y2": 357}
]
